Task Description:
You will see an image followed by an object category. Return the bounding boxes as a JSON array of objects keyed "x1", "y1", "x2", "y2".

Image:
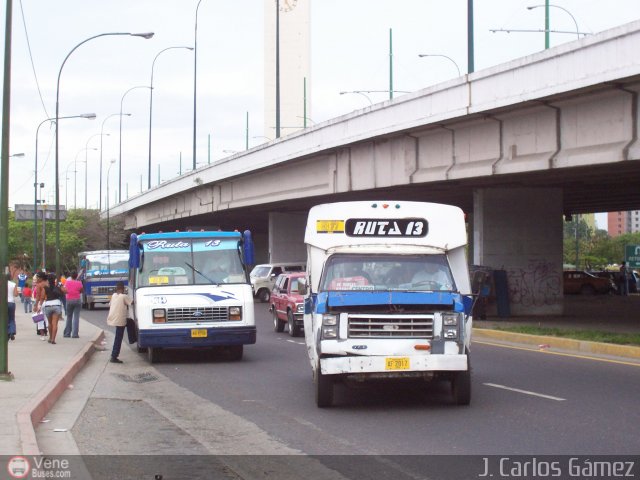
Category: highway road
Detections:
[{"x1": 77, "y1": 302, "x2": 640, "y2": 458}]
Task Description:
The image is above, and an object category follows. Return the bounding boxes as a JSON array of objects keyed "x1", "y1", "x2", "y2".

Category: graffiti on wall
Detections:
[{"x1": 507, "y1": 260, "x2": 561, "y2": 306}]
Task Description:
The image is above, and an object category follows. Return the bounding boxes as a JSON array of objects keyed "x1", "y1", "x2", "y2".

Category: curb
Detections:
[
  {"x1": 472, "y1": 328, "x2": 640, "y2": 360},
  {"x1": 16, "y1": 329, "x2": 105, "y2": 455}
]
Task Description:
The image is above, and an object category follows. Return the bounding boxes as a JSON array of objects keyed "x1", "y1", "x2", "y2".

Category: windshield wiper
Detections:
[{"x1": 185, "y1": 262, "x2": 218, "y2": 284}]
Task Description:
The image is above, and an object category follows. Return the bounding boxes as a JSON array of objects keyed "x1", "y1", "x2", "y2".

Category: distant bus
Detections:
[{"x1": 78, "y1": 250, "x2": 129, "y2": 310}]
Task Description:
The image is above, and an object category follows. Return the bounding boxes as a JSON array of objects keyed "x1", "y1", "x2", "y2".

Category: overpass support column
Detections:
[
  {"x1": 268, "y1": 212, "x2": 307, "y2": 264},
  {"x1": 473, "y1": 187, "x2": 563, "y2": 316}
]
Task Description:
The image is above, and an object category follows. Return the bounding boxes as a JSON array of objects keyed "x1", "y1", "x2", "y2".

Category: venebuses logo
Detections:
[{"x1": 7, "y1": 456, "x2": 30, "y2": 479}]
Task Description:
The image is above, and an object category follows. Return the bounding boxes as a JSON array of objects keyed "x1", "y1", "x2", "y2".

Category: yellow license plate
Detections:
[
  {"x1": 191, "y1": 329, "x2": 207, "y2": 338},
  {"x1": 316, "y1": 220, "x2": 345, "y2": 233},
  {"x1": 385, "y1": 357, "x2": 410, "y2": 370}
]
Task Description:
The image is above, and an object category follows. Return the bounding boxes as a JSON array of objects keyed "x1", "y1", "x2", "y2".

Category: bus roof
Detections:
[
  {"x1": 305, "y1": 201, "x2": 467, "y2": 251},
  {"x1": 79, "y1": 250, "x2": 128, "y2": 257},
  {"x1": 137, "y1": 231, "x2": 242, "y2": 241}
]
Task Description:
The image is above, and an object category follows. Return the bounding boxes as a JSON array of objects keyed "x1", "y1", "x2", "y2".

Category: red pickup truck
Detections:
[{"x1": 270, "y1": 272, "x2": 306, "y2": 337}]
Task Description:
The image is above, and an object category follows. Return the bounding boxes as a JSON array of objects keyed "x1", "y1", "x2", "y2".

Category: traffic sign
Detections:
[{"x1": 625, "y1": 244, "x2": 640, "y2": 268}]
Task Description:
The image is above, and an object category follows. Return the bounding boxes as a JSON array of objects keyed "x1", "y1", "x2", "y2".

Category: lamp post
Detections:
[
  {"x1": 55, "y1": 31, "x2": 154, "y2": 274},
  {"x1": 84, "y1": 133, "x2": 107, "y2": 209},
  {"x1": 417, "y1": 54, "x2": 461, "y2": 77},
  {"x1": 119, "y1": 85, "x2": 150, "y2": 203},
  {"x1": 527, "y1": 3, "x2": 582, "y2": 42},
  {"x1": 73, "y1": 146, "x2": 95, "y2": 209},
  {"x1": 106, "y1": 159, "x2": 116, "y2": 250},
  {"x1": 194, "y1": 0, "x2": 208, "y2": 168},
  {"x1": 100, "y1": 113, "x2": 130, "y2": 211},
  {"x1": 64, "y1": 161, "x2": 76, "y2": 209},
  {"x1": 34, "y1": 113, "x2": 95, "y2": 272},
  {"x1": 148, "y1": 46, "x2": 193, "y2": 190}
]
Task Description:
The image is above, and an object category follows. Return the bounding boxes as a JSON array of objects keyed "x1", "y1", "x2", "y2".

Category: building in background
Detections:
[
  {"x1": 264, "y1": 0, "x2": 311, "y2": 139},
  {"x1": 608, "y1": 210, "x2": 640, "y2": 236}
]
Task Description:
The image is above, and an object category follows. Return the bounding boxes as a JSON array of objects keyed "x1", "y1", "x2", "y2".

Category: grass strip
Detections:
[{"x1": 480, "y1": 325, "x2": 640, "y2": 347}]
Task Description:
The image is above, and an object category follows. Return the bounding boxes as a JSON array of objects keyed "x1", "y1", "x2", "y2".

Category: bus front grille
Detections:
[
  {"x1": 166, "y1": 307, "x2": 229, "y2": 323},
  {"x1": 348, "y1": 314, "x2": 434, "y2": 338}
]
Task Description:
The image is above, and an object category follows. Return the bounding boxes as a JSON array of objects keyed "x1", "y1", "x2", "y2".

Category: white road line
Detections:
[
  {"x1": 286, "y1": 339, "x2": 304, "y2": 345},
  {"x1": 483, "y1": 382, "x2": 566, "y2": 401}
]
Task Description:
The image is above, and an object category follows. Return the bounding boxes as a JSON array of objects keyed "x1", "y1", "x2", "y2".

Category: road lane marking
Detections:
[
  {"x1": 483, "y1": 382, "x2": 566, "y2": 401},
  {"x1": 474, "y1": 339, "x2": 640, "y2": 367}
]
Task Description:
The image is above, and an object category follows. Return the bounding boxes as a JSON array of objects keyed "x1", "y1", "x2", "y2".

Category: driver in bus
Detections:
[{"x1": 411, "y1": 260, "x2": 452, "y2": 290}]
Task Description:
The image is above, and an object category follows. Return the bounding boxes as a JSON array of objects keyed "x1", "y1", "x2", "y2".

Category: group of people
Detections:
[{"x1": 6, "y1": 267, "x2": 84, "y2": 344}]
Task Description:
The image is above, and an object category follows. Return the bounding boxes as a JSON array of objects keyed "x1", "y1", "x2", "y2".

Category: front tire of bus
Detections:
[
  {"x1": 272, "y1": 308, "x2": 285, "y2": 332},
  {"x1": 451, "y1": 354, "x2": 471, "y2": 406},
  {"x1": 147, "y1": 347, "x2": 160, "y2": 364},
  {"x1": 315, "y1": 365, "x2": 334, "y2": 408}
]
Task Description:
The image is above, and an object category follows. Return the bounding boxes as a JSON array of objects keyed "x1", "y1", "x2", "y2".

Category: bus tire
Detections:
[
  {"x1": 272, "y1": 308, "x2": 285, "y2": 332},
  {"x1": 451, "y1": 357, "x2": 471, "y2": 406},
  {"x1": 147, "y1": 347, "x2": 160, "y2": 364},
  {"x1": 315, "y1": 366, "x2": 334, "y2": 408},
  {"x1": 288, "y1": 310, "x2": 300, "y2": 337}
]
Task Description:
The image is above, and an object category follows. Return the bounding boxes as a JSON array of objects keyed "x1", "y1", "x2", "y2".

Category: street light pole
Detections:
[
  {"x1": 527, "y1": 3, "x2": 582, "y2": 41},
  {"x1": 55, "y1": 31, "x2": 154, "y2": 273},
  {"x1": 148, "y1": 46, "x2": 193, "y2": 190},
  {"x1": 84, "y1": 133, "x2": 107, "y2": 209},
  {"x1": 275, "y1": 0, "x2": 281, "y2": 138},
  {"x1": 194, "y1": 0, "x2": 206, "y2": 170},
  {"x1": 119, "y1": 85, "x2": 150, "y2": 203},
  {"x1": 100, "y1": 113, "x2": 130, "y2": 211},
  {"x1": 34, "y1": 114, "x2": 95, "y2": 273},
  {"x1": 106, "y1": 159, "x2": 116, "y2": 250},
  {"x1": 418, "y1": 54, "x2": 461, "y2": 77}
]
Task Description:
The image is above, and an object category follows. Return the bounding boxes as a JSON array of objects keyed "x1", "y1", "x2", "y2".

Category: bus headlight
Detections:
[
  {"x1": 443, "y1": 313, "x2": 459, "y2": 326},
  {"x1": 322, "y1": 314, "x2": 338, "y2": 326},
  {"x1": 229, "y1": 306, "x2": 242, "y2": 321},
  {"x1": 152, "y1": 308, "x2": 166, "y2": 323},
  {"x1": 444, "y1": 327, "x2": 458, "y2": 339},
  {"x1": 322, "y1": 314, "x2": 338, "y2": 339}
]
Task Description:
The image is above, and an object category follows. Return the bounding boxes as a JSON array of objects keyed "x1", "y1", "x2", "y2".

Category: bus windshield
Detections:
[
  {"x1": 138, "y1": 237, "x2": 246, "y2": 287},
  {"x1": 319, "y1": 254, "x2": 456, "y2": 292},
  {"x1": 84, "y1": 253, "x2": 129, "y2": 277}
]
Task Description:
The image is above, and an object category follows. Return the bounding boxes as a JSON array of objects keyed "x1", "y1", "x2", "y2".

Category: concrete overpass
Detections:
[{"x1": 111, "y1": 20, "x2": 640, "y2": 316}]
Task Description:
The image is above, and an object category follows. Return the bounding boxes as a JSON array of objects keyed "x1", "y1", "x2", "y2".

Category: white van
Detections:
[{"x1": 250, "y1": 262, "x2": 305, "y2": 302}]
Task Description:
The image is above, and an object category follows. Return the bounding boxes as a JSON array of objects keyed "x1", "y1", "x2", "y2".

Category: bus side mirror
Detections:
[{"x1": 297, "y1": 277, "x2": 308, "y2": 295}]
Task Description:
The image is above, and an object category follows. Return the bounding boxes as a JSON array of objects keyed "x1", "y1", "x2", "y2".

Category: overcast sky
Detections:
[{"x1": 4, "y1": 0, "x2": 639, "y2": 226}]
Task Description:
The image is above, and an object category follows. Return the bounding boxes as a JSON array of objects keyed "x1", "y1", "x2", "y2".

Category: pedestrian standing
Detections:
[
  {"x1": 22, "y1": 283, "x2": 33, "y2": 313},
  {"x1": 106, "y1": 281, "x2": 132, "y2": 363},
  {"x1": 63, "y1": 271, "x2": 83, "y2": 338},
  {"x1": 33, "y1": 272, "x2": 48, "y2": 340},
  {"x1": 17, "y1": 271, "x2": 27, "y2": 303},
  {"x1": 35, "y1": 272, "x2": 66, "y2": 344},
  {"x1": 7, "y1": 274, "x2": 18, "y2": 341},
  {"x1": 619, "y1": 261, "x2": 629, "y2": 296}
]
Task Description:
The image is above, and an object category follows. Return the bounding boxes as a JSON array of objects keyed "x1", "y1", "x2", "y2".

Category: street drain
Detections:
[{"x1": 113, "y1": 372, "x2": 159, "y2": 383}]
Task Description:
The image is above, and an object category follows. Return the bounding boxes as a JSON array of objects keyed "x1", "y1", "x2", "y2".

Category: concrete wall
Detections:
[
  {"x1": 268, "y1": 212, "x2": 306, "y2": 263},
  {"x1": 474, "y1": 188, "x2": 563, "y2": 316}
]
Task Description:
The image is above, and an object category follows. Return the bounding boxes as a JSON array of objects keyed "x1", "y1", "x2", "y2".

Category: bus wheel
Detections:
[
  {"x1": 315, "y1": 366, "x2": 334, "y2": 408},
  {"x1": 147, "y1": 347, "x2": 160, "y2": 364},
  {"x1": 288, "y1": 310, "x2": 300, "y2": 337},
  {"x1": 451, "y1": 357, "x2": 471, "y2": 406}
]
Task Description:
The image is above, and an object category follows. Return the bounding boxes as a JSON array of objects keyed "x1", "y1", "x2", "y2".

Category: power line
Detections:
[{"x1": 18, "y1": 0, "x2": 50, "y2": 118}]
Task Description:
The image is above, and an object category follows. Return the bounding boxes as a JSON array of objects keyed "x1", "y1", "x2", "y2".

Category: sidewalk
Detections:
[
  {"x1": 2, "y1": 295, "x2": 639, "y2": 456},
  {"x1": 1, "y1": 305, "x2": 104, "y2": 455}
]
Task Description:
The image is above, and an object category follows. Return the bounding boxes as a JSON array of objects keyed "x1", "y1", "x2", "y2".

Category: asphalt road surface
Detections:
[{"x1": 59, "y1": 302, "x2": 640, "y2": 479}]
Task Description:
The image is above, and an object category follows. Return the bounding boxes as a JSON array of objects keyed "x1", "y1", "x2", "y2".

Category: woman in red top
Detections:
[{"x1": 63, "y1": 270, "x2": 84, "y2": 338}]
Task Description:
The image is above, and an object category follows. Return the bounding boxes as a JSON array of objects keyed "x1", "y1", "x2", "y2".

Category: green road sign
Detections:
[{"x1": 625, "y1": 244, "x2": 640, "y2": 269}]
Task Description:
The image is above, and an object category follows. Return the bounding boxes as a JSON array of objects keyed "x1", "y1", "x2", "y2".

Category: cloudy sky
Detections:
[{"x1": 4, "y1": 0, "x2": 639, "y2": 226}]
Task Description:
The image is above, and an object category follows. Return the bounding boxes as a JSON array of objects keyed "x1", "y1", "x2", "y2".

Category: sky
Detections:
[{"x1": 4, "y1": 0, "x2": 639, "y2": 227}]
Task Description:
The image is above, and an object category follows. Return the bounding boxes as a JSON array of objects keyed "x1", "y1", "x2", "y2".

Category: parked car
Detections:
[
  {"x1": 270, "y1": 272, "x2": 306, "y2": 336},
  {"x1": 250, "y1": 262, "x2": 305, "y2": 302},
  {"x1": 563, "y1": 270, "x2": 614, "y2": 295}
]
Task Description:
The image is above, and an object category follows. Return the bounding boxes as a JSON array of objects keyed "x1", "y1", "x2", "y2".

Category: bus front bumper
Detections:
[{"x1": 138, "y1": 326, "x2": 256, "y2": 349}]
